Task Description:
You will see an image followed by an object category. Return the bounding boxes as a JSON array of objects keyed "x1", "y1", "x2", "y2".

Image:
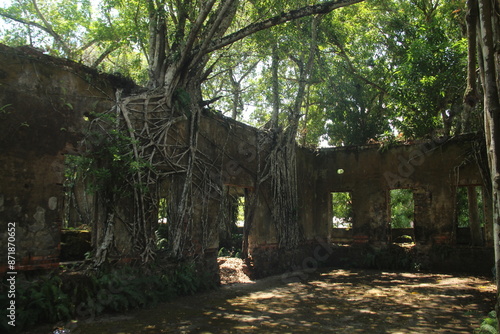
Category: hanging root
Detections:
[
  {"x1": 94, "y1": 213, "x2": 115, "y2": 267},
  {"x1": 268, "y1": 124, "x2": 302, "y2": 249}
]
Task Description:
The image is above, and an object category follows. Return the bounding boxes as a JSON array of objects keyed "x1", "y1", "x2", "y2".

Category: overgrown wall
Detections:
[
  {"x1": 0, "y1": 45, "x2": 119, "y2": 270},
  {"x1": 0, "y1": 45, "x2": 493, "y2": 278}
]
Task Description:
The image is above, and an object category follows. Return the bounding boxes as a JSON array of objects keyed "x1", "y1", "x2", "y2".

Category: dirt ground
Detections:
[{"x1": 29, "y1": 258, "x2": 496, "y2": 334}]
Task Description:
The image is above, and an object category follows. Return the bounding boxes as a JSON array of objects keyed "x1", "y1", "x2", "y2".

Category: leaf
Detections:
[{"x1": 479, "y1": 324, "x2": 498, "y2": 334}]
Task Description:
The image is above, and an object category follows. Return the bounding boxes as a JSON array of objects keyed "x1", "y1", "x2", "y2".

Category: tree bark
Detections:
[
  {"x1": 470, "y1": 0, "x2": 500, "y2": 327},
  {"x1": 464, "y1": 0, "x2": 479, "y2": 108},
  {"x1": 147, "y1": 0, "x2": 167, "y2": 88},
  {"x1": 270, "y1": 42, "x2": 281, "y2": 128}
]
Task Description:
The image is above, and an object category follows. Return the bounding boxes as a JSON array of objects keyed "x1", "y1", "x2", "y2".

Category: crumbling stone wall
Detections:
[
  {"x1": 0, "y1": 45, "x2": 493, "y2": 278},
  {"x1": 0, "y1": 44, "x2": 118, "y2": 270},
  {"x1": 313, "y1": 134, "x2": 489, "y2": 245}
]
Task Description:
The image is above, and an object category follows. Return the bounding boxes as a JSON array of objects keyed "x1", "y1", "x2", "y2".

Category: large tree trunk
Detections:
[{"x1": 469, "y1": 0, "x2": 500, "y2": 327}]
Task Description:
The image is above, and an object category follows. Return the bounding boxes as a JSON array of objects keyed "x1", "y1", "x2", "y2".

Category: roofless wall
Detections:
[{"x1": 0, "y1": 45, "x2": 493, "y2": 277}]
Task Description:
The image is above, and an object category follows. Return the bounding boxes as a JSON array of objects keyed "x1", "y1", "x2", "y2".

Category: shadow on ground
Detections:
[{"x1": 27, "y1": 268, "x2": 496, "y2": 334}]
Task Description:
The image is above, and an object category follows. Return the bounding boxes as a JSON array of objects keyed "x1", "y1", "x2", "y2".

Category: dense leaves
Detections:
[{"x1": 0, "y1": 0, "x2": 476, "y2": 145}]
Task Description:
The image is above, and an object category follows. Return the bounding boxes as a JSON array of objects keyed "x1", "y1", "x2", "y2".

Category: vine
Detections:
[
  {"x1": 75, "y1": 87, "x2": 228, "y2": 265},
  {"x1": 261, "y1": 117, "x2": 304, "y2": 250},
  {"x1": 70, "y1": 83, "x2": 305, "y2": 266}
]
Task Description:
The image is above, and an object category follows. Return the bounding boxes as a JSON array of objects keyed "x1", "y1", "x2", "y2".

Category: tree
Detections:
[
  {"x1": 319, "y1": 0, "x2": 470, "y2": 145},
  {"x1": 0, "y1": 0, "x2": 149, "y2": 79},
  {"x1": 1, "y1": 0, "x2": 366, "y2": 262},
  {"x1": 0, "y1": 0, "x2": 93, "y2": 57},
  {"x1": 139, "y1": 0, "x2": 364, "y2": 258},
  {"x1": 463, "y1": 0, "x2": 500, "y2": 326}
]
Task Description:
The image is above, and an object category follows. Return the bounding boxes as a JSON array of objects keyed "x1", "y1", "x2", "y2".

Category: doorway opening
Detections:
[
  {"x1": 455, "y1": 186, "x2": 485, "y2": 245},
  {"x1": 219, "y1": 186, "x2": 245, "y2": 258},
  {"x1": 60, "y1": 154, "x2": 92, "y2": 262},
  {"x1": 218, "y1": 186, "x2": 252, "y2": 284}
]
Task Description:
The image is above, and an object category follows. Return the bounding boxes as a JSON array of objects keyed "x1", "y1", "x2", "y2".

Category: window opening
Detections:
[
  {"x1": 61, "y1": 154, "x2": 92, "y2": 261},
  {"x1": 156, "y1": 198, "x2": 169, "y2": 250},
  {"x1": 236, "y1": 196, "x2": 245, "y2": 228},
  {"x1": 331, "y1": 192, "x2": 353, "y2": 229},
  {"x1": 390, "y1": 189, "x2": 414, "y2": 228},
  {"x1": 390, "y1": 189, "x2": 414, "y2": 244},
  {"x1": 456, "y1": 186, "x2": 485, "y2": 227}
]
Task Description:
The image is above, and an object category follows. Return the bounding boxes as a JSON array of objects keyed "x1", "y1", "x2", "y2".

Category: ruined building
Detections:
[{"x1": 0, "y1": 44, "x2": 493, "y2": 279}]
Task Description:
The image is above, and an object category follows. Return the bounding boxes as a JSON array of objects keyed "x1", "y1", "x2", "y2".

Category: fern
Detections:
[
  {"x1": 479, "y1": 324, "x2": 498, "y2": 334},
  {"x1": 476, "y1": 311, "x2": 499, "y2": 334},
  {"x1": 2, "y1": 260, "x2": 213, "y2": 332}
]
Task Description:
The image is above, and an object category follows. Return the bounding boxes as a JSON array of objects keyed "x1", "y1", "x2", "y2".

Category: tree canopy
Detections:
[{"x1": 0, "y1": 0, "x2": 481, "y2": 146}]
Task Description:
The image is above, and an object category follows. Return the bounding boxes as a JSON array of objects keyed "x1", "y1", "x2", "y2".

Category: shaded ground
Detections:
[{"x1": 27, "y1": 266, "x2": 495, "y2": 334}]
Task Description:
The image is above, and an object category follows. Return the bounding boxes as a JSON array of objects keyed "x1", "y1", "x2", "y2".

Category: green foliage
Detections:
[
  {"x1": 1, "y1": 0, "x2": 473, "y2": 144},
  {"x1": 0, "y1": 0, "x2": 149, "y2": 82},
  {"x1": 475, "y1": 311, "x2": 498, "y2": 334},
  {"x1": 0, "y1": 261, "x2": 213, "y2": 332},
  {"x1": 456, "y1": 186, "x2": 469, "y2": 228},
  {"x1": 0, "y1": 103, "x2": 11, "y2": 113},
  {"x1": 456, "y1": 186, "x2": 485, "y2": 228},
  {"x1": 155, "y1": 223, "x2": 169, "y2": 250},
  {"x1": 80, "y1": 112, "x2": 152, "y2": 198},
  {"x1": 332, "y1": 192, "x2": 352, "y2": 228},
  {"x1": 0, "y1": 275, "x2": 72, "y2": 332},
  {"x1": 218, "y1": 233, "x2": 243, "y2": 258},
  {"x1": 390, "y1": 189, "x2": 414, "y2": 228}
]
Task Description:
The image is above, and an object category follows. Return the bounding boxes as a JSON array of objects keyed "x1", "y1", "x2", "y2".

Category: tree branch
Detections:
[
  {"x1": 0, "y1": 10, "x2": 51, "y2": 38},
  {"x1": 191, "y1": 0, "x2": 239, "y2": 67},
  {"x1": 31, "y1": 0, "x2": 71, "y2": 55},
  {"x1": 91, "y1": 42, "x2": 121, "y2": 68},
  {"x1": 329, "y1": 32, "x2": 388, "y2": 95},
  {"x1": 183, "y1": 0, "x2": 217, "y2": 61},
  {"x1": 205, "y1": 0, "x2": 365, "y2": 54},
  {"x1": 463, "y1": 0, "x2": 479, "y2": 107}
]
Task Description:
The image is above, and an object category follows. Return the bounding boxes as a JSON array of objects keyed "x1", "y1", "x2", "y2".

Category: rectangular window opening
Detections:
[
  {"x1": 156, "y1": 197, "x2": 169, "y2": 250},
  {"x1": 331, "y1": 192, "x2": 353, "y2": 229},
  {"x1": 236, "y1": 195, "x2": 245, "y2": 228},
  {"x1": 456, "y1": 186, "x2": 485, "y2": 227},
  {"x1": 390, "y1": 189, "x2": 415, "y2": 244}
]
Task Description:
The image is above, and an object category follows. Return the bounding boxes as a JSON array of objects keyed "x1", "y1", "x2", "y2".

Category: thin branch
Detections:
[
  {"x1": 329, "y1": 33, "x2": 388, "y2": 95},
  {"x1": 182, "y1": 0, "x2": 217, "y2": 62},
  {"x1": 91, "y1": 42, "x2": 121, "y2": 68},
  {"x1": 31, "y1": 0, "x2": 71, "y2": 55},
  {"x1": 0, "y1": 10, "x2": 52, "y2": 38}
]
